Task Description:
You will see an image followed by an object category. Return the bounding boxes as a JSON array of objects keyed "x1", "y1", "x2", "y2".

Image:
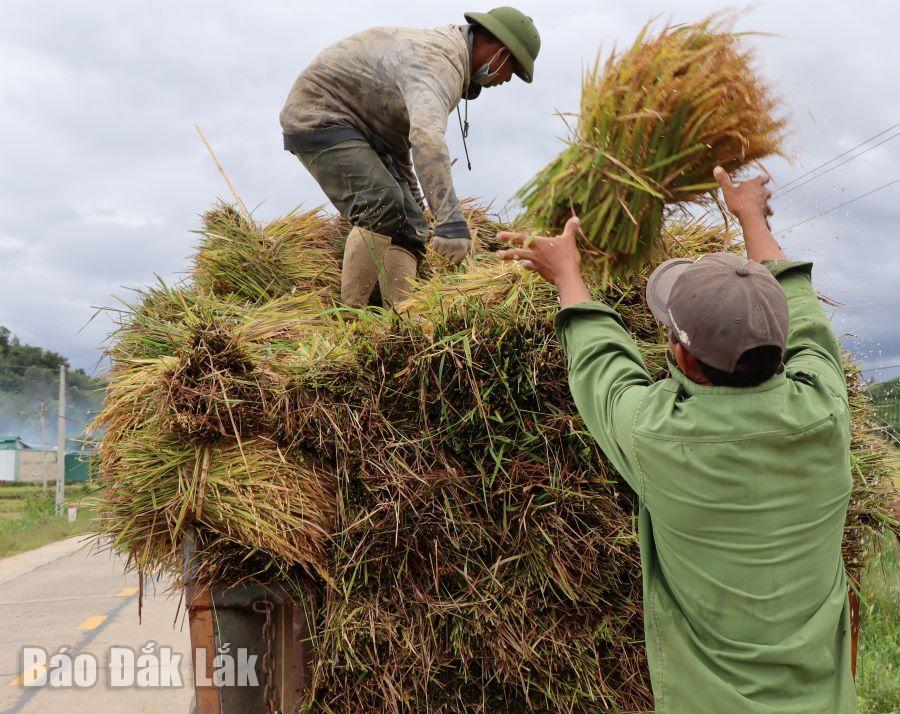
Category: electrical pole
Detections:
[
  {"x1": 55, "y1": 365, "x2": 66, "y2": 516},
  {"x1": 39, "y1": 400, "x2": 47, "y2": 493}
]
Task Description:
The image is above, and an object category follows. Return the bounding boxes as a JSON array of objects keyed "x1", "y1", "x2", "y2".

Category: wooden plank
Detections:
[
  {"x1": 184, "y1": 530, "x2": 221, "y2": 714},
  {"x1": 849, "y1": 573, "x2": 861, "y2": 679},
  {"x1": 288, "y1": 598, "x2": 315, "y2": 710},
  {"x1": 187, "y1": 588, "x2": 221, "y2": 714}
]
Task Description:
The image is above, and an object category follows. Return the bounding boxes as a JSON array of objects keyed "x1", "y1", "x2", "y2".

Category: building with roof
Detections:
[
  {"x1": 0, "y1": 436, "x2": 28, "y2": 482},
  {"x1": 0, "y1": 437, "x2": 94, "y2": 483}
]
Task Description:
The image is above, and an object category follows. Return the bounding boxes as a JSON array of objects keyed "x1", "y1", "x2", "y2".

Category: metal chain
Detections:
[{"x1": 252, "y1": 598, "x2": 280, "y2": 714}]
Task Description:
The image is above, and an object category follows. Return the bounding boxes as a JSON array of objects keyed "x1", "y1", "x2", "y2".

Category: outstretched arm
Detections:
[
  {"x1": 715, "y1": 166, "x2": 845, "y2": 399},
  {"x1": 713, "y1": 166, "x2": 786, "y2": 262},
  {"x1": 496, "y1": 217, "x2": 650, "y2": 496}
]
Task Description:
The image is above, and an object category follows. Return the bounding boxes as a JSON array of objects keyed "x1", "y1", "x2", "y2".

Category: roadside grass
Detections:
[
  {"x1": 857, "y1": 533, "x2": 900, "y2": 713},
  {"x1": 0, "y1": 483, "x2": 100, "y2": 559}
]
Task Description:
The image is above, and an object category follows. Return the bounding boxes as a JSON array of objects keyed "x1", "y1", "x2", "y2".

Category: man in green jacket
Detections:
[
  {"x1": 497, "y1": 167, "x2": 854, "y2": 712},
  {"x1": 280, "y1": 7, "x2": 540, "y2": 307}
]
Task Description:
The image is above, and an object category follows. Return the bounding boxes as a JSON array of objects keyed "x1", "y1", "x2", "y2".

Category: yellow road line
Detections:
[
  {"x1": 8, "y1": 663, "x2": 47, "y2": 687},
  {"x1": 117, "y1": 586, "x2": 138, "y2": 597},
  {"x1": 76, "y1": 615, "x2": 107, "y2": 631}
]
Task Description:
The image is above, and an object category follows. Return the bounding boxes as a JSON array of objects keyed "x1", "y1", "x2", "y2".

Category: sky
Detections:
[{"x1": 1, "y1": 1, "x2": 898, "y2": 381}]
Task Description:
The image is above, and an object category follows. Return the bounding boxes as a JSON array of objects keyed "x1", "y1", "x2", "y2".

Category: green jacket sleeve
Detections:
[
  {"x1": 555, "y1": 301, "x2": 652, "y2": 497},
  {"x1": 764, "y1": 260, "x2": 847, "y2": 402}
]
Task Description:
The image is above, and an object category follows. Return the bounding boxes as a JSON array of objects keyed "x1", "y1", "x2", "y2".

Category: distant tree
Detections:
[{"x1": 0, "y1": 326, "x2": 105, "y2": 447}]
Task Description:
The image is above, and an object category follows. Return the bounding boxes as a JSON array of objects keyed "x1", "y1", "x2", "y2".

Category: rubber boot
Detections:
[
  {"x1": 340, "y1": 227, "x2": 391, "y2": 307},
  {"x1": 380, "y1": 245, "x2": 418, "y2": 307}
]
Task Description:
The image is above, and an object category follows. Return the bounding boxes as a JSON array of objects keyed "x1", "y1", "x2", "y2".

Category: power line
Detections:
[
  {"x1": 775, "y1": 131, "x2": 900, "y2": 197},
  {"x1": 775, "y1": 121, "x2": 900, "y2": 194},
  {"x1": 860, "y1": 363, "x2": 900, "y2": 373},
  {"x1": 774, "y1": 176, "x2": 900, "y2": 235}
]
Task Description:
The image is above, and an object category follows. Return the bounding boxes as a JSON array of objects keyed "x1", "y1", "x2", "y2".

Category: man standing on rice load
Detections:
[{"x1": 280, "y1": 7, "x2": 540, "y2": 307}]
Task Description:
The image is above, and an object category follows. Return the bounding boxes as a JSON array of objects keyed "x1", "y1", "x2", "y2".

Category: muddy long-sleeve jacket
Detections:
[{"x1": 280, "y1": 25, "x2": 472, "y2": 240}]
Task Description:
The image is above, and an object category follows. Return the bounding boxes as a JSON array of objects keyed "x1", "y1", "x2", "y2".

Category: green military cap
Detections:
[{"x1": 464, "y1": 6, "x2": 541, "y2": 83}]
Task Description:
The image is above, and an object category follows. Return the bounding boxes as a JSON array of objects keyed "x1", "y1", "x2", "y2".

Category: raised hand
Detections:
[
  {"x1": 714, "y1": 167, "x2": 786, "y2": 262},
  {"x1": 496, "y1": 217, "x2": 583, "y2": 287},
  {"x1": 497, "y1": 217, "x2": 592, "y2": 306},
  {"x1": 714, "y1": 166, "x2": 774, "y2": 221}
]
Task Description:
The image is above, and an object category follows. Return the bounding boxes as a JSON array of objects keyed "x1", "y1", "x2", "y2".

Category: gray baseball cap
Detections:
[{"x1": 646, "y1": 252, "x2": 789, "y2": 372}]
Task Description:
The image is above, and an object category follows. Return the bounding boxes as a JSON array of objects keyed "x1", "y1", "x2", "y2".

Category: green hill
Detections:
[{"x1": 0, "y1": 327, "x2": 105, "y2": 447}]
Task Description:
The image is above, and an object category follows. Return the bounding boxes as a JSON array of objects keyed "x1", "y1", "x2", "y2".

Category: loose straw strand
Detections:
[{"x1": 194, "y1": 123, "x2": 253, "y2": 226}]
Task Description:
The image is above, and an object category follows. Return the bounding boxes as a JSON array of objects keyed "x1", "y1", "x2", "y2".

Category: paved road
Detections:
[{"x1": 0, "y1": 537, "x2": 193, "y2": 713}]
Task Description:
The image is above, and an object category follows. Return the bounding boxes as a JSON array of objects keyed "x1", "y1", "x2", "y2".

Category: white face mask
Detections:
[{"x1": 472, "y1": 47, "x2": 509, "y2": 86}]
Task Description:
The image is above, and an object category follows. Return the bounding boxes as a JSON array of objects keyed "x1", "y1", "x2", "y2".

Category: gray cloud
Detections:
[{"x1": 1, "y1": 1, "x2": 898, "y2": 381}]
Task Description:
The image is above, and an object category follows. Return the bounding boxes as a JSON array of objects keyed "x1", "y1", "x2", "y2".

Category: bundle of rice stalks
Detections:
[
  {"x1": 94, "y1": 433, "x2": 336, "y2": 588},
  {"x1": 842, "y1": 359, "x2": 899, "y2": 570},
  {"x1": 104, "y1": 279, "x2": 345, "y2": 440},
  {"x1": 458, "y1": 198, "x2": 520, "y2": 252},
  {"x1": 517, "y1": 14, "x2": 786, "y2": 277},
  {"x1": 159, "y1": 290, "x2": 351, "y2": 440},
  {"x1": 193, "y1": 203, "x2": 345, "y2": 303},
  {"x1": 311, "y1": 456, "x2": 649, "y2": 710},
  {"x1": 298, "y1": 272, "x2": 653, "y2": 710}
]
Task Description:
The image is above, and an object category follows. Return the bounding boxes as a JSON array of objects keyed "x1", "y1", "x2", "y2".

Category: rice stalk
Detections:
[{"x1": 517, "y1": 14, "x2": 786, "y2": 279}]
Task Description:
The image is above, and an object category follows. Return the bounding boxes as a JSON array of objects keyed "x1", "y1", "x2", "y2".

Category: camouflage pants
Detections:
[{"x1": 294, "y1": 139, "x2": 429, "y2": 257}]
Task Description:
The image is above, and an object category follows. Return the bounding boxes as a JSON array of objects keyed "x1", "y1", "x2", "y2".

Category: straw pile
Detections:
[
  {"x1": 518, "y1": 14, "x2": 786, "y2": 278},
  {"x1": 92, "y1": 16, "x2": 895, "y2": 713},
  {"x1": 94, "y1": 208, "x2": 896, "y2": 712}
]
